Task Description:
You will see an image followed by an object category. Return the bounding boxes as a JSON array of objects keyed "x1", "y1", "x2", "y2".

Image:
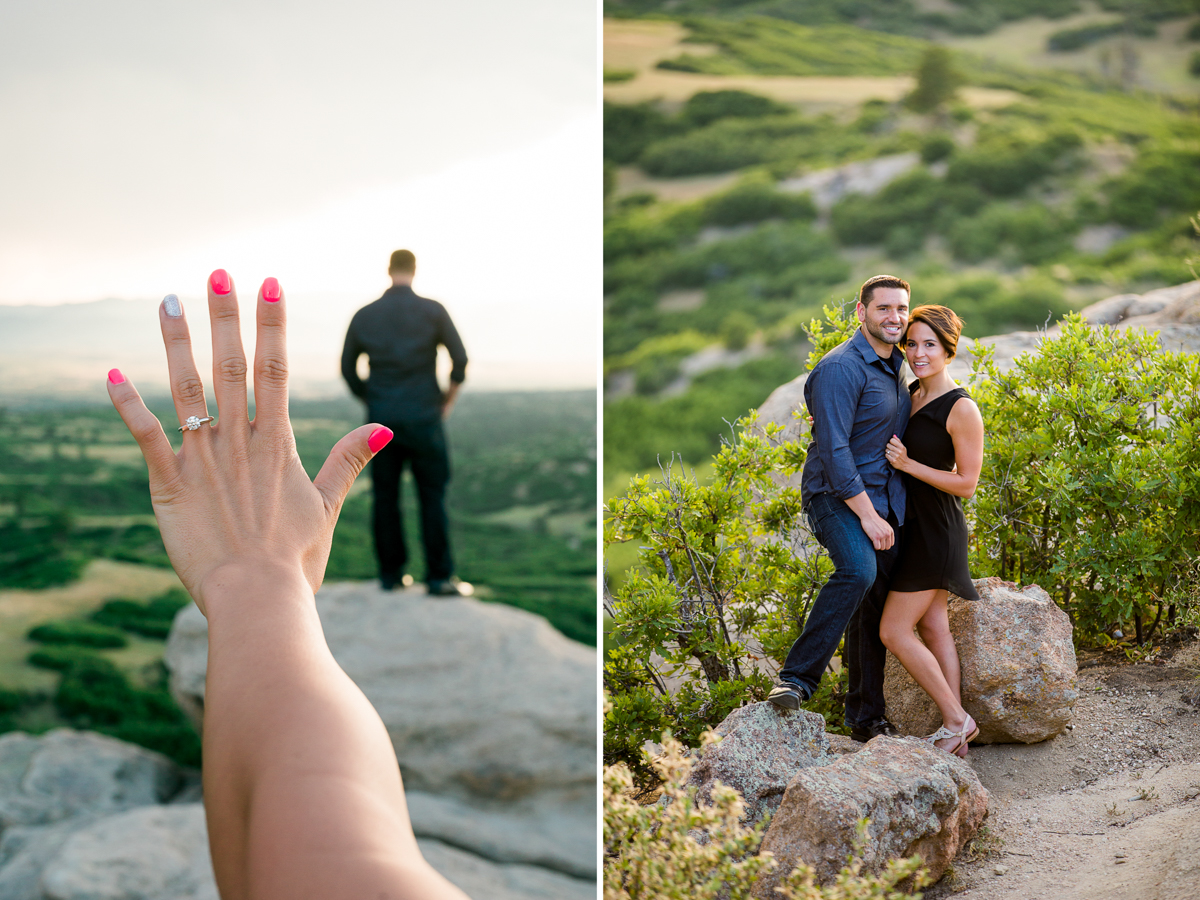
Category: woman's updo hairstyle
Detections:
[{"x1": 905, "y1": 305, "x2": 965, "y2": 358}]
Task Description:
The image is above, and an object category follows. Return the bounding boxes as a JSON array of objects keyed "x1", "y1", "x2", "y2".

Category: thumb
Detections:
[{"x1": 313, "y1": 424, "x2": 392, "y2": 512}]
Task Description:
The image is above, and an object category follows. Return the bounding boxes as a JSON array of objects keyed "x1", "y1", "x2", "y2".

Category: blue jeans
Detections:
[{"x1": 778, "y1": 491, "x2": 900, "y2": 727}]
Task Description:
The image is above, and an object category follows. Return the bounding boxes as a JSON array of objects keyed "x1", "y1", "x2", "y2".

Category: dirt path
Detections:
[{"x1": 929, "y1": 641, "x2": 1200, "y2": 899}]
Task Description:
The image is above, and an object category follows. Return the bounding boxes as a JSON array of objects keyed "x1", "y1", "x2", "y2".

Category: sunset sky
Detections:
[{"x1": 0, "y1": 0, "x2": 599, "y2": 390}]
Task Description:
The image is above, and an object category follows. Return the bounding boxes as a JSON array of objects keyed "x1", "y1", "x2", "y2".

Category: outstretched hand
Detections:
[{"x1": 106, "y1": 270, "x2": 392, "y2": 616}]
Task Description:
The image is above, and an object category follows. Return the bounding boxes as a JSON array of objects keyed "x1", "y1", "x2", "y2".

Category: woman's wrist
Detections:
[{"x1": 198, "y1": 560, "x2": 315, "y2": 618}]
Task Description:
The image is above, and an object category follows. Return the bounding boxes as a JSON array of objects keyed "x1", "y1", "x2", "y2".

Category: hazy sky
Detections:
[{"x1": 0, "y1": 0, "x2": 599, "y2": 389}]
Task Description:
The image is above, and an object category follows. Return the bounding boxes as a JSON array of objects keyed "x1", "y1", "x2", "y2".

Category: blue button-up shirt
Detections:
[{"x1": 799, "y1": 328, "x2": 911, "y2": 523}]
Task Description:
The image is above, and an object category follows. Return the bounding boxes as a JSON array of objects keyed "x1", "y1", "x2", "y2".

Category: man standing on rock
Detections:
[
  {"x1": 767, "y1": 274, "x2": 911, "y2": 742},
  {"x1": 341, "y1": 249, "x2": 469, "y2": 596}
]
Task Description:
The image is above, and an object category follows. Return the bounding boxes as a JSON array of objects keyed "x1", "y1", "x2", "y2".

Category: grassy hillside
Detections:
[{"x1": 603, "y1": 12, "x2": 1200, "y2": 483}]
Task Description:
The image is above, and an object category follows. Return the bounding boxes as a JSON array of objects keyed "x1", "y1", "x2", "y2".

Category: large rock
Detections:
[
  {"x1": 0, "y1": 731, "x2": 185, "y2": 830},
  {"x1": 164, "y1": 582, "x2": 597, "y2": 878},
  {"x1": 39, "y1": 805, "x2": 216, "y2": 900},
  {"x1": 753, "y1": 736, "x2": 988, "y2": 895},
  {"x1": 884, "y1": 578, "x2": 1078, "y2": 744},
  {"x1": 418, "y1": 838, "x2": 595, "y2": 900},
  {"x1": 685, "y1": 703, "x2": 834, "y2": 827}
]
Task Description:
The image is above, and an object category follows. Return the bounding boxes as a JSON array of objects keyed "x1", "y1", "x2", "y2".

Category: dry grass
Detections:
[
  {"x1": 0, "y1": 559, "x2": 182, "y2": 690},
  {"x1": 603, "y1": 17, "x2": 1022, "y2": 110}
]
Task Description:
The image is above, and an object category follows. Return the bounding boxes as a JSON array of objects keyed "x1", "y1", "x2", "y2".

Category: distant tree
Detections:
[{"x1": 906, "y1": 46, "x2": 963, "y2": 113}]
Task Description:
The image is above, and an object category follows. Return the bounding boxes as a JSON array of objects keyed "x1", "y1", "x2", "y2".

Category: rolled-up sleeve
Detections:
[
  {"x1": 340, "y1": 317, "x2": 367, "y2": 400},
  {"x1": 807, "y1": 361, "x2": 865, "y2": 500},
  {"x1": 439, "y1": 307, "x2": 468, "y2": 384}
]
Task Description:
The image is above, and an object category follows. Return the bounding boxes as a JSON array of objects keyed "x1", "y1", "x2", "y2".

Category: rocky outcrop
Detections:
[
  {"x1": 165, "y1": 582, "x2": 597, "y2": 880},
  {"x1": 685, "y1": 703, "x2": 834, "y2": 827},
  {"x1": 753, "y1": 736, "x2": 988, "y2": 896},
  {"x1": 0, "y1": 730, "x2": 187, "y2": 830},
  {"x1": 884, "y1": 578, "x2": 1078, "y2": 744},
  {"x1": 779, "y1": 152, "x2": 921, "y2": 211}
]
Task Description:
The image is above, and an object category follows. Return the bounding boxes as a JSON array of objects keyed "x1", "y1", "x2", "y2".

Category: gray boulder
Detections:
[
  {"x1": 165, "y1": 582, "x2": 597, "y2": 877},
  {"x1": 38, "y1": 804, "x2": 216, "y2": 900},
  {"x1": 685, "y1": 703, "x2": 834, "y2": 827},
  {"x1": 884, "y1": 578, "x2": 1078, "y2": 744},
  {"x1": 418, "y1": 838, "x2": 595, "y2": 900},
  {"x1": 0, "y1": 731, "x2": 184, "y2": 830},
  {"x1": 753, "y1": 736, "x2": 988, "y2": 895}
]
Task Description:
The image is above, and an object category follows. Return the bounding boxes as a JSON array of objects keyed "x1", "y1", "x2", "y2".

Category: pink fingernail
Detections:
[
  {"x1": 209, "y1": 269, "x2": 231, "y2": 295},
  {"x1": 261, "y1": 277, "x2": 281, "y2": 302},
  {"x1": 107, "y1": 368, "x2": 125, "y2": 385},
  {"x1": 368, "y1": 427, "x2": 393, "y2": 453}
]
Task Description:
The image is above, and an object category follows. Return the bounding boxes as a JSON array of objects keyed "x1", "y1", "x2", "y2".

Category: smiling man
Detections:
[{"x1": 767, "y1": 274, "x2": 912, "y2": 742}]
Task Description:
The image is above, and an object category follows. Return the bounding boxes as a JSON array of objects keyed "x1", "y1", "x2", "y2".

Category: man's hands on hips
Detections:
[{"x1": 843, "y1": 491, "x2": 894, "y2": 550}]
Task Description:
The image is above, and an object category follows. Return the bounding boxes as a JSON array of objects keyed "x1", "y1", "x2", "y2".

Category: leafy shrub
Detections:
[
  {"x1": 920, "y1": 133, "x2": 955, "y2": 164},
  {"x1": 1190, "y1": 20, "x2": 1200, "y2": 40},
  {"x1": 947, "y1": 129, "x2": 1083, "y2": 196},
  {"x1": 27, "y1": 620, "x2": 128, "y2": 649},
  {"x1": 703, "y1": 177, "x2": 817, "y2": 227},
  {"x1": 681, "y1": 89, "x2": 793, "y2": 128},
  {"x1": 720, "y1": 310, "x2": 756, "y2": 350},
  {"x1": 1104, "y1": 147, "x2": 1200, "y2": 227},
  {"x1": 91, "y1": 588, "x2": 191, "y2": 639},
  {"x1": 1191, "y1": 50, "x2": 1200, "y2": 77},
  {"x1": 53, "y1": 654, "x2": 201, "y2": 767},
  {"x1": 28, "y1": 645, "x2": 102, "y2": 671},
  {"x1": 970, "y1": 317, "x2": 1200, "y2": 645},
  {"x1": 605, "y1": 101, "x2": 678, "y2": 165}
]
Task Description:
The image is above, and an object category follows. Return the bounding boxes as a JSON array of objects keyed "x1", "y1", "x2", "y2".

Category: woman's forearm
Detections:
[
  {"x1": 200, "y1": 563, "x2": 467, "y2": 900},
  {"x1": 899, "y1": 458, "x2": 977, "y2": 498}
]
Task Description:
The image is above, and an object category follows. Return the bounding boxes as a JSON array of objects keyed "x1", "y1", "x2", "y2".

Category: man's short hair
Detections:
[
  {"x1": 388, "y1": 250, "x2": 416, "y2": 274},
  {"x1": 857, "y1": 274, "x2": 911, "y2": 308}
]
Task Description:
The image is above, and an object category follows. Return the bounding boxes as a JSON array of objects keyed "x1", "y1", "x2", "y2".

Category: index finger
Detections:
[{"x1": 252, "y1": 277, "x2": 289, "y2": 431}]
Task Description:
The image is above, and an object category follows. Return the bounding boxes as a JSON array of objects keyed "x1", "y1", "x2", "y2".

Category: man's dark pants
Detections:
[
  {"x1": 778, "y1": 491, "x2": 900, "y2": 727},
  {"x1": 370, "y1": 418, "x2": 453, "y2": 583}
]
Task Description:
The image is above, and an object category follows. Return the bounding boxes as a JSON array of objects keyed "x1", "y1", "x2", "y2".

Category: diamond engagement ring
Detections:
[{"x1": 178, "y1": 415, "x2": 215, "y2": 432}]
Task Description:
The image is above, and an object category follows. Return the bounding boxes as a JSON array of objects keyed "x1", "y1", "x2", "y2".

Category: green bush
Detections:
[
  {"x1": 91, "y1": 588, "x2": 191, "y2": 639},
  {"x1": 970, "y1": 316, "x2": 1200, "y2": 645},
  {"x1": 28, "y1": 645, "x2": 102, "y2": 671},
  {"x1": 702, "y1": 177, "x2": 817, "y2": 227},
  {"x1": 906, "y1": 46, "x2": 963, "y2": 112},
  {"x1": 27, "y1": 620, "x2": 128, "y2": 649},
  {"x1": 680, "y1": 89, "x2": 793, "y2": 128},
  {"x1": 719, "y1": 310, "x2": 756, "y2": 350},
  {"x1": 1190, "y1": 20, "x2": 1200, "y2": 40},
  {"x1": 947, "y1": 129, "x2": 1083, "y2": 196},
  {"x1": 1191, "y1": 50, "x2": 1200, "y2": 77},
  {"x1": 52, "y1": 654, "x2": 201, "y2": 767},
  {"x1": 604, "y1": 101, "x2": 678, "y2": 165},
  {"x1": 920, "y1": 132, "x2": 955, "y2": 164}
]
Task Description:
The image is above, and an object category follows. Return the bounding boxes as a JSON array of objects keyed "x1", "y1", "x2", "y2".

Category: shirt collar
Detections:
[{"x1": 850, "y1": 327, "x2": 903, "y2": 371}]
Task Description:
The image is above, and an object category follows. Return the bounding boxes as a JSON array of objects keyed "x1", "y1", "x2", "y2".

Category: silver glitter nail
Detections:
[{"x1": 162, "y1": 294, "x2": 182, "y2": 318}]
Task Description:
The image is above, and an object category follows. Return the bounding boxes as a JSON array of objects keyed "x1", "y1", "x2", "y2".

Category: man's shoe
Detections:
[
  {"x1": 380, "y1": 573, "x2": 415, "y2": 591},
  {"x1": 849, "y1": 717, "x2": 901, "y2": 743},
  {"x1": 427, "y1": 577, "x2": 472, "y2": 597},
  {"x1": 767, "y1": 681, "x2": 805, "y2": 710}
]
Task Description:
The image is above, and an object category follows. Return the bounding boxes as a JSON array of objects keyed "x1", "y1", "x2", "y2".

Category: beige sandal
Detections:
[{"x1": 925, "y1": 715, "x2": 978, "y2": 758}]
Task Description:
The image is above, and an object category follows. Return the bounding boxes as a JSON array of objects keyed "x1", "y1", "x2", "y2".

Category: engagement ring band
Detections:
[{"x1": 178, "y1": 415, "x2": 215, "y2": 432}]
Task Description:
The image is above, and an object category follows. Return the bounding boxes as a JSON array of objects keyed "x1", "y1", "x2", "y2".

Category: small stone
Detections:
[
  {"x1": 1115, "y1": 859, "x2": 1127, "y2": 865},
  {"x1": 994, "y1": 865, "x2": 1008, "y2": 876}
]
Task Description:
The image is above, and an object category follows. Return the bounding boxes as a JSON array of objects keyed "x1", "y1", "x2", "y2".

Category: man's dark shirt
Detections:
[
  {"x1": 799, "y1": 328, "x2": 910, "y2": 524},
  {"x1": 341, "y1": 285, "x2": 467, "y2": 423}
]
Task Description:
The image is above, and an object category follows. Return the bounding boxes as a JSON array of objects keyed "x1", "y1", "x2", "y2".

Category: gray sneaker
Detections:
[{"x1": 767, "y1": 681, "x2": 804, "y2": 710}]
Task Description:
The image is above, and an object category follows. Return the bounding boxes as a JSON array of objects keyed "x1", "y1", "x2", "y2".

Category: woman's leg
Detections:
[
  {"x1": 917, "y1": 590, "x2": 961, "y2": 700},
  {"x1": 880, "y1": 589, "x2": 969, "y2": 750}
]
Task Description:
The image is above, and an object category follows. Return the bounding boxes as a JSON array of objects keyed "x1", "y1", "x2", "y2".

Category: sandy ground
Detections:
[{"x1": 926, "y1": 638, "x2": 1200, "y2": 899}]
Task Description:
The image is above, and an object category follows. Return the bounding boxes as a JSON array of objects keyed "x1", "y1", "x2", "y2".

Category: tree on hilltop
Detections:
[{"x1": 906, "y1": 46, "x2": 963, "y2": 113}]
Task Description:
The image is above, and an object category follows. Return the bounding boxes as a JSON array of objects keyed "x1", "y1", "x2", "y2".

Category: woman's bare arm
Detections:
[{"x1": 107, "y1": 271, "x2": 468, "y2": 900}]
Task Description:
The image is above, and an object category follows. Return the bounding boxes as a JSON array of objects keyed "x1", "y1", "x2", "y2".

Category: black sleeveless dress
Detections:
[{"x1": 889, "y1": 383, "x2": 981, "y2": 602}]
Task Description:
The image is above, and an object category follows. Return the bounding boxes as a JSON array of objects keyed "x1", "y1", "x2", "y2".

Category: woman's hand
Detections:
[
  {"x1": 106, "y1": 270, "x2": 391, "y2": 616},
  {"x1": 885, "y1": 434, "x2": 910, "y2": 472}
]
